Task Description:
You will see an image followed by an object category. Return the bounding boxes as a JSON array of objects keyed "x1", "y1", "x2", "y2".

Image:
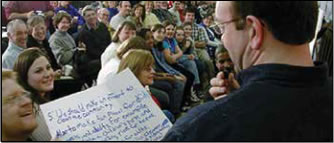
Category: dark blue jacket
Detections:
[{"x1": 163, "y1": 62, "x2": 333, "y2": 141}]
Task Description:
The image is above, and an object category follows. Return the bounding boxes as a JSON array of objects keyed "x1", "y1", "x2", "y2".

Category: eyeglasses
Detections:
[
  {"x1": 3, "y1": 91, "x2": 32, "y2": 105},
  {"x1": 213, "y1": 18, "x2": 241, "y2": 35}
]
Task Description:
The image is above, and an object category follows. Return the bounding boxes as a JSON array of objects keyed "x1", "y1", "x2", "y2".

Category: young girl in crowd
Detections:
[
  {"x1": 143, "y1": 1, "x2": 161, "y2": 29},
  {"x1": 97, "y1": 36, "x2": 148, "y2": 84},
  {"x1": 117, "y1": 49, "x2": 175, "y2": 123},
  {"x1": 162, "y1": 21, "x2": 201, "y2": 103},
  {"x1": 13, "y1": 48, "x2": 55, "y2": 141},
  {"x1": 151, "y1": 24, "x2": 195, "y2": 113},
  {"x1": 98, "y1": 36, "x2": 170, "y2": 111},
  {"x1": 100, "y1": 21, "x2": 136, "y2": 67},
  {"x1": 127, "y1": 4, "x2": 145, "y2": 32},
  {"x1": 138, "y1": 28, "x2": 187, "y2": 115}
]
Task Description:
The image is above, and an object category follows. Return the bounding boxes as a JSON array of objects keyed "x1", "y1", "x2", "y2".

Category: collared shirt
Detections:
[
  {"x1": 2, "y1": 42, "x2": 25, "y2": 69},
  {"x1": 163, "y1": 62, "x2": 333, "y2": 141},
  {"x1": 191, "y1": 23, "x2": 207, "y2": 43}
]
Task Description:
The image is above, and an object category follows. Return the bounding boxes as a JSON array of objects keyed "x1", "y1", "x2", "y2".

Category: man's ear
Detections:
[
  {"x1": 245, "y1": 15, "x2": 263, "y2": 50},
  {"x1": 7, "y1": 32, "x2": 13, "y2": 41}
]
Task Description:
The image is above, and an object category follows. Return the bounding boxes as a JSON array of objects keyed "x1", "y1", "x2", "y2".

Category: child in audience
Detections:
[
  {"x1": 138, "y1": 28, "x2": 186, "y2": 115},
  {"x1": 162, "y1": 21, "x2": 201, "y2": 103},
  {"x1": 215, "y1": 45, "x2": 234, "y2": 75},
  {"x1": 2, "y1": 70, "x2": 38, "y2": 141},
  {"x1": 127, "y1": 4, "x2": 145, "y2": 32},
  {"x1": 100, "y1": 21, "x2": 136, "y2": 67},
  {"x1": 151, "y1": 24, "x2": 195, "y2": 113},
  {"x1": 117, "y1": 49, "x2": 175, "y2": 123}
]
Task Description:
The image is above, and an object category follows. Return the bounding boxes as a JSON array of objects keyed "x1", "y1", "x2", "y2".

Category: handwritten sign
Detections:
[{"x1": 40, "y1": 69, "x2": 172, "y2": 141}]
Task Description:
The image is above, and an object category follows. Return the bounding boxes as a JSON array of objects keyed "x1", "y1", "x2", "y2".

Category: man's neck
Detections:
[
  {"x1": 253, "y1": 39, "x2": 314, "y2": 67},
  {"x1": 120, "y1": 12, "x2": 127, "y2": 17}
]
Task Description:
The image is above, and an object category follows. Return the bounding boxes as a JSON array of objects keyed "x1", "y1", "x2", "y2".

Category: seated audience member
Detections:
[
  {"x1": 50, "y1": 1, "x2": 59, "y2": 10},
  {"x1": 117, "y1": 49, "x2": 175, "y2": 123},
  {"x1": 26, "y1": 15, "x2": 60, "y2": 71},
  {"x1": 2, "y1": 70, "x2": 38, "y2": 141},
  {"x1": 97, "y1": 8, "x2": 114, "y2": 38},
  {"x1": 99, "y1": 36, "x2": 170, "y2": 109},
  {"x1": 4, "y1": 1, "x2": 54, "y2": 28},
  {"x1": 127, "y1": 4, "x2": 145, "y2": 32},
  {"x1": 183, "y1": 21, "x2": 213, "y2": 92},
  {"x1": 152, "y1": 24, "x2": 192, "y2": 112},
  {"x1": 183, "y1": 7, "x2": 215, "y2": 80},
  {"x1": 143, "y1": 1, "x2": 161, "y2": 29},
  {"x1": 152, "y1": 1, "x2": 176, "y2": 24},
  {"x1": 139, "y1": 28, "x2": 186, "y2": 115},
  {"x1": 76, "y1": 5, "x2": 111, "y2": 82},
  {"x1": 162, "y1": 21, "x2": 200, "y2": 103},
  {"x1": 215, "y1": 45, "x2": 233, "y2": 74},
  {"x1": 49, "y1": 11, "x2": 85, "y2": 74},
  {"x1": 200, "y1": 13, "x2": 222, "y2": 60},
  {"x1": 97, "y1": 36, "x2": 150, "y2": 84},
  {"x1": 109, "y1": 1, "x2": 131, "y2": 30},
  {"x1": 163, "y1": 2, "x2": 333, "y2": 141},
  {"x1": 168, "y1": 1, "x2": 182, "y2": 26},
  {"x1": 2, "y1": 19, "x2": 28, "y2": 69},
  {"x1": 174, "y1": 25, "x2": 205, "y2": 97},
  {"x1": 55, "y1": 1, "x2": 85, "y2": 35},
  {"x1": 101, "y1": 21, "x2": 136, "y2": 68},
  {"x1": 13, "y1": 48, "x2": 55, "y2": 141},
  {"x1": 105, "y1": 1, "x2": 119, "y2": 21}
]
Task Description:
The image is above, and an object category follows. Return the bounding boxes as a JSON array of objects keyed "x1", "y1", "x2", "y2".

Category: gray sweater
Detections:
[{"x1": 48, "y1": 30, "x2": 76, "y2": 66}]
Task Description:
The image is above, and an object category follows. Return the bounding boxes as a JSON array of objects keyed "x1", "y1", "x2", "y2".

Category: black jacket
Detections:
[
  {"x1": 163, "y1": 62, "x2": 333, "y2": 141},
  {"x1": 27, "y1": 35, "x2": 61, "y2": 70}
]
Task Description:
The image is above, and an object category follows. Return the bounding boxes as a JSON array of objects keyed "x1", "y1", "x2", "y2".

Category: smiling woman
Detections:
[{"x1": 13, "y1": 47, "x2": 55, "y2": 141}]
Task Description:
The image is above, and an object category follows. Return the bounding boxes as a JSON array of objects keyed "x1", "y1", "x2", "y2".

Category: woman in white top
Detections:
[
  {"x1": 100, "y1": 21, "x2": 136, "y2": 67},
  {"x1": 97, "y1": 36, "x2": 150, "y2": 85}
]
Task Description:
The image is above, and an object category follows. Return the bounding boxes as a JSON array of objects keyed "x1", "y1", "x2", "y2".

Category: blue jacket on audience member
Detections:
[{"x1": 163, "y1": 62, "x2": 333, "y2": 141}]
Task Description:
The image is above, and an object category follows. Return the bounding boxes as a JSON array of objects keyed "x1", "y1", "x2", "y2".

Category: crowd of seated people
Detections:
[{"x1": 1, "y1": 1, "x2": 233, "y2": 141}]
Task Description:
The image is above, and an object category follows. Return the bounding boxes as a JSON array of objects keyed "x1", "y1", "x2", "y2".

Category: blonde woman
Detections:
[{"x1": 117, "y1": 49, "x2": 175, "y2": 122}]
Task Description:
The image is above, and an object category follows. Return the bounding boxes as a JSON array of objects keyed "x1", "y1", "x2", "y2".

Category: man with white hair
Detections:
[{"x1": 2, "y1": 19, "x2": 28, "y2": 69}]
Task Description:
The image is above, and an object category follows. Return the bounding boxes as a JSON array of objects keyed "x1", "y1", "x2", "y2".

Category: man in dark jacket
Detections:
[
  {"x1": 76, "y1": 5, "x2": 111, "y2": 83},
  {"x1": 163, "y1": 1, "x2": 333, "y2": 141}
]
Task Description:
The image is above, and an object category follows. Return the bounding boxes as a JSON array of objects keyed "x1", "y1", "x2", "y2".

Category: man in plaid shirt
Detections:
[{"x1": 183, "y1": 6, "x2": 216, "y2": 94}]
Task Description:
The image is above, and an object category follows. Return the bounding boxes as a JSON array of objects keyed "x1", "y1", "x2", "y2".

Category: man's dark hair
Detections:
[
  {"x1": 232, "y1": 1, "x2": 318, "y2": 45},
  {"x1": 184, "y1": 6, "x2": 196, "y2": 16}
]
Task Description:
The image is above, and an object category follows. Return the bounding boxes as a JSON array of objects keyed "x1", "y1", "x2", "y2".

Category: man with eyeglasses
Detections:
[
  {"x1": 2, "y1": 70, "x2": 37, "y2": 141},
  {"x1": 163, "y1": 1, "x2": 332, "y2": 141}
]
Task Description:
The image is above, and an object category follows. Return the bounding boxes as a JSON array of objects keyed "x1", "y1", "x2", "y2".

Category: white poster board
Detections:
[{"x1": 40, "y1": 69, "x2": 172, "y2": 141}]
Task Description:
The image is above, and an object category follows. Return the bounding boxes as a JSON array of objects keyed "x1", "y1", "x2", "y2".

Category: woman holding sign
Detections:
[
  {"x1": 13, "y1": 48, "x2": 55, "y2": 141},
  {"x1": 117, "y1": 49, "x2": 175, "y2": 123}
]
